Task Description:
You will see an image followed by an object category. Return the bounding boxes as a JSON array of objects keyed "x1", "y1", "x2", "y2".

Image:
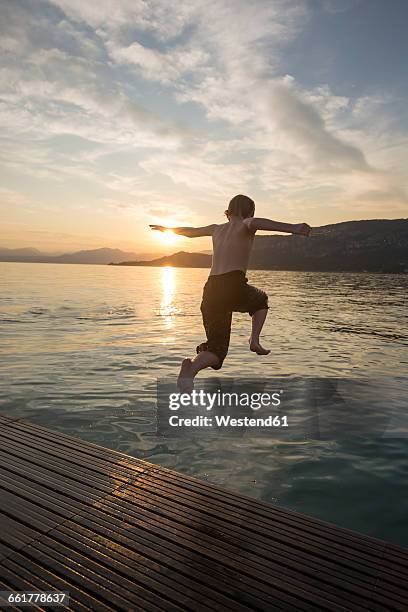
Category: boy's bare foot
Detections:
[
  {"x1": 249, "y1": 337, "x2": 271, "y2": 355},
  {"x1": 177, "y1": 358, "x2": 195, "y2": 393}
]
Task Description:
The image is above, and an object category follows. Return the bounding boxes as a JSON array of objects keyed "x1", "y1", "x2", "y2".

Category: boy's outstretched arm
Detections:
[
  {"x1": 150, "y1": 224, "x2": 217, "y2": 238},
  {"x1": 244, "y1": 218, "x2": 311, "y2": 236}
]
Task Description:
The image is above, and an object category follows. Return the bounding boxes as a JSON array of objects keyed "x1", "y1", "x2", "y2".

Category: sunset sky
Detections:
[{"x1": 1, "y1": 0, "x2": 407, "y2": 253}]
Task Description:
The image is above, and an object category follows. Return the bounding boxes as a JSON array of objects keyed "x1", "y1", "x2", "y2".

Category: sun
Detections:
[{"x1": 155, "y1": 229, "x2": 181, "y2": 245}]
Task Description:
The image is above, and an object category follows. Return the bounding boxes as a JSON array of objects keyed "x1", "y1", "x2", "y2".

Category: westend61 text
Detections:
[{"x1": 169, "y1": 415, "x2": 288, "y2": 427}]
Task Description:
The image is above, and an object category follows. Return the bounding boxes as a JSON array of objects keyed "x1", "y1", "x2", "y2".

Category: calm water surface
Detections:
[{"x1": 0, "y1": 262, "x2": 407, "y2": 546}]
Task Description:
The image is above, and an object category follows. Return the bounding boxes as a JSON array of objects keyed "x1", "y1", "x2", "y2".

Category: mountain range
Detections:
[
  {"x1": 0, "y1": 247, "x2": 152, "y2": 265},
  {"x1": 112, "y1": 219, "x2": 408, "y2": 273}
]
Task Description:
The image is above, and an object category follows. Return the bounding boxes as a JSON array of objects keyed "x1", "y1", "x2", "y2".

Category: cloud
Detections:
[
  {"x1": 320, "y1": 0, "x2": 362, "y2": 14},
  {"x1": 49, "y1": 0, "x2": 197, "y2": 40},
  {"x1": 3, "y1": 47, "x2": 188, "y2": 143},
  {"x1": 304, "y1": 85, "x2": 350, "y2": 122},
  {"x1": 265, "y1": 77, "x2": 371, "y2": 174},
  {"x1": 0, "y1": 187, "x2": 32, "y2": 207},
  {"x1": 157, "y1": 1, "x2": 374, "y2": 179},
  {"x1": 140, "y1": 151, "x2": 255, "y2": 194},
  {"x1": 0, "y1": 1, "x2": 191, "y2": 163},
  {"x1": 357, "y1": 187, "x2": 408, "y2": 206},
  {"x1": 107, "y1": 40, "x2": 209, "y2": 85}
]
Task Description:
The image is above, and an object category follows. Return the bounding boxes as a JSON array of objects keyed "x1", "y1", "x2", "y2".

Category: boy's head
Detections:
[{"x1": 225, "y1": 194, "x2": 255, "y2": 220}]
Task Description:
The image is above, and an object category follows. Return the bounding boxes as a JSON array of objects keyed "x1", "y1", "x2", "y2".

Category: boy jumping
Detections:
[{"x1": 150, "y1": 194, "x2": 311, "y2": 392}]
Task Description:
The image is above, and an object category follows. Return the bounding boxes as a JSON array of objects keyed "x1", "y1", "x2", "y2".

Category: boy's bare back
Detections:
[{"x1": 211, "y1": 219, "x2": 254, "y2": 276}]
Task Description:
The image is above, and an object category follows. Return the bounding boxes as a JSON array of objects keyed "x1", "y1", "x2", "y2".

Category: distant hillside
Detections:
[
  {"x1": 250, "y1": 219, "x2": 408, "y2": 273},
  {"x1": 113, "y1": 251, "x2": 212, "y2": 268},
  {"x1": 51, "y1": 248, "x2": 141, "y2": 265},
  {"x1": 0, "y1": 247, "x2": 150, "y2": 264},
  {"x1": 0, "y1": 247, "x2": 43, "y2": 257},
  {"x1": 113, "y1": 219, "x2": 408, "y2": 273}
]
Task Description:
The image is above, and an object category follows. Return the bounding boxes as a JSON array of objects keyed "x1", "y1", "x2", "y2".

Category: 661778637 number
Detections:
[{"x1": 0, "y1": 592, "x2": 69, "y2": 607}]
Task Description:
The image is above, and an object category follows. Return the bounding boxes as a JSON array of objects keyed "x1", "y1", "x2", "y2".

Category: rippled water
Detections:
[{"x1": 0, "y1": 262, "x2": 407, "y2": 546}]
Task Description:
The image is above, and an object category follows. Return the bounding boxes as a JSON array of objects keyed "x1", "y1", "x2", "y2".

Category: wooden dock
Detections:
[{"x1": 0, "y1": 413, "x2": 406, "y2": 611}]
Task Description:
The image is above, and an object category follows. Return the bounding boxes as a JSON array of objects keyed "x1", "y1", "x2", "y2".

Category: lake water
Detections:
[{"x1": 0, "y1": 262, "x2": 407, "y2": 546}]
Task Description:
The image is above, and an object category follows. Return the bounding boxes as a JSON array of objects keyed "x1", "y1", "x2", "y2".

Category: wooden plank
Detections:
[
  {"x1": 128, "y1": 473, "x2": 386, "y2": 557},
  {"x1": 0, "y1": 450, "x2": 127, "y2": 503},
  {"x1": 0, "y1": 569, "x2": 43, "y2": 611},
  {"x1": 0, "y1": 467, "x2": 91, "y2": 520},
  {"x1": 0, "y1": 556, "x2": 109, "y2": 611},
  {"x1": 112, "y1": 482, "x2": 396, "y2": 580},
  {"x1": 57, "y1": 494, "x2": 374, "y2": 611},
  {"x1": 54, "y1": 522, "x2": 274, "y2": 612},
  {"x1": 121, "y1": 475, "x2": 408, "y2": 588},
  {"x1": 0, "y1": 426, "x2": 145, "y2": 482},
  {"x1": 60, "y1": 510, "x2": 313, "y2": 611},
  {"x1": 108, "y1": 481, "x2": 391, "y2": 591},
  {"x1": 1, "y1": 552, "x2": 109, "y2": 612},
  {"x1": 31, "y1": 529, "x2": 242, "y2": 612},
  {"x1": 0, "y1": 514, "x2": 44, "y2": 559},
  {"x1": 0, "y1": 415, "x2": 20, "y2": 425},
  {"x1": 0, "y1": 435, "x2": 136, "y2": 491},
  {"x1": 146, "y1": 466, "x2": 390, "y2": 553},
  {"x1": 0, "y1": 414, "x2": 407, "y2": 612},
  {"x1": 0, "y1": 415, "x2": 12, "y2": 425},
  {"x1": 0, "y1": 419, "x2": 137, "y2": 467}
]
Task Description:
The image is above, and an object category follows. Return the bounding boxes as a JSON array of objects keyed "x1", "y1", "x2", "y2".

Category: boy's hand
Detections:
[
  {"x1": 294, "y1": 223, "x2": 311, "y2": 237},
  {"x1": 149, "y1": 224, "x2": 168, "y2": 232}
]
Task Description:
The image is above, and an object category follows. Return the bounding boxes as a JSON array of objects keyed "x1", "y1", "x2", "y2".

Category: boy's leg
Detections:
[
  {"x1": 177, "y1": 310, "x2": 231, "y2": 392},
  {"x1": 177, "y1": 351, "x2": 220, "y2": 393},
  {"x1": 239, "y1": 284, "x2": 270, "y2": 355},
  {"x1": 249, "y1": 308, "x2": 270, "y2": 355}
]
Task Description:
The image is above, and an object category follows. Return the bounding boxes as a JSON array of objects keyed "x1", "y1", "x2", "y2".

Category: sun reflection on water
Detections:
[{"x1": 160, "y1": 266, "x2": 177, "y2": 331}]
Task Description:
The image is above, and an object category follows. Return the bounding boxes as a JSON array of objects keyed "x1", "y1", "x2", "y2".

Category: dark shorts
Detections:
[{"x1": 196, "y1": 270, "x2": 268, "y2": 370}]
